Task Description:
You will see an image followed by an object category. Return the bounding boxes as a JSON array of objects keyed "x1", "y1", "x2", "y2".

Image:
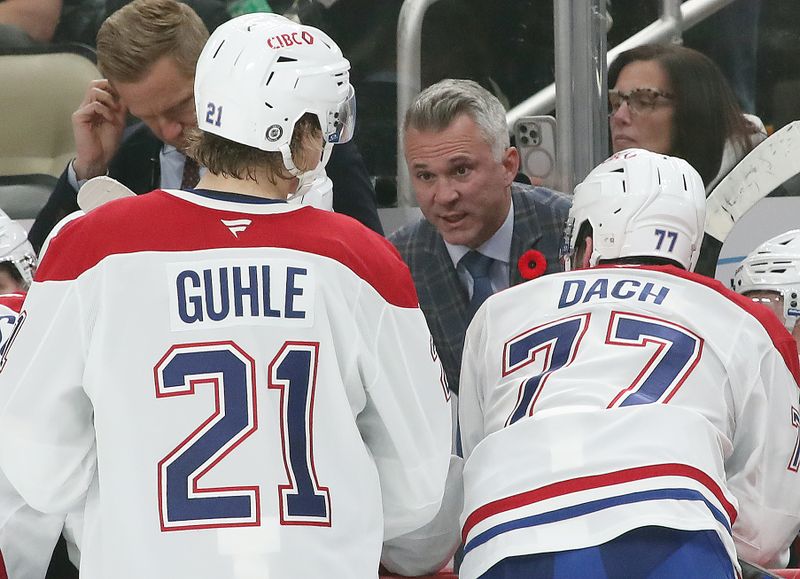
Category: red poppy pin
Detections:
[{"x1": 518, "y1": 249, "x2": 547, "y2": 280}]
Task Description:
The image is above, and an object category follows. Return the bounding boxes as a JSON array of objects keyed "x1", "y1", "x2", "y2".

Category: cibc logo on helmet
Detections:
[
  {"x1": 267, "y1": 31, "x2": 315, "y2": 50},
  {"x1": 607, "y1": 149, "x2": 644, "y2": 162}
]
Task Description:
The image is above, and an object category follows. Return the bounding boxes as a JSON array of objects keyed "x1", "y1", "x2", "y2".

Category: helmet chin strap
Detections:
[
  {"x1": 280, "y1": 143, "x2": 302, "y2": 177},
  {"x1": 280, "y1": 142, "x2": 334, "y2": 201}
]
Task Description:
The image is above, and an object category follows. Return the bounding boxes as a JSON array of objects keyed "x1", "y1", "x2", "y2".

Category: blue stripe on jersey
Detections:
[
  {"x1": 716, "y1": 256, "x2": 745, "y2": 265},
  {"x1": 463, "y1": 487, "x2": 731, "y2": 555},
  {"x1": 189, "y1": 189, "x2": 289, "y2": 205}
]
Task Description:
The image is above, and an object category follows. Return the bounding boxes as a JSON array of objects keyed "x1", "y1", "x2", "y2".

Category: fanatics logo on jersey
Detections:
[{"x1": 221, "y1": 219, "x2": 252, "y2": 238}]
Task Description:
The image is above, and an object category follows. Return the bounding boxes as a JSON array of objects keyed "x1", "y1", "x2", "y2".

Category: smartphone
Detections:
[{"x1": 513, "y1": 115, "x2": 557, "y2": 189}]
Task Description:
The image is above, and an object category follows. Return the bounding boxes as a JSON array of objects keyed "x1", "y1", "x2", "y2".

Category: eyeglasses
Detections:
[{"x1": 608, "y1": 88, "x2": 674, "y2": 116}]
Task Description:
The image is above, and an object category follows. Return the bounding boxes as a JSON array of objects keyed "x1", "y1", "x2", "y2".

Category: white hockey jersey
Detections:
[
  {"x1": 458, "y1": 264, "x2": 800, "y2": 579},
  {"x1": 0, "y1": 293, "x2": 66, "y2": 579},
  {"x1": 0, "y1": 294, "x2": 24, "y2": 356},
  {"x1": 0, "y1": 189, "x2": 452, "y2": 579}
]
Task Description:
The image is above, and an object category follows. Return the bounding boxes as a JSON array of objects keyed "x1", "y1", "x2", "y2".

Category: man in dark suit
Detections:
[
  {"x1": 29, "y1": 0, "x2": 382, "y2": 253},
  {"x1": 390, "y1": 79, "x2": 570, "y2": 395}
]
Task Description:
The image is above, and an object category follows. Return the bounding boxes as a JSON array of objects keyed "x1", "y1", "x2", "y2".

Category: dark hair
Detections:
[
  {"x1": 602, "y1": 255, "x2": 684, "y2": 269},
  {"x1": 0, "y1": 262, "x2": 24, "y2": 286},
  {"x1": 608, "y1": 44, "x2": 755, "y2": 187}
]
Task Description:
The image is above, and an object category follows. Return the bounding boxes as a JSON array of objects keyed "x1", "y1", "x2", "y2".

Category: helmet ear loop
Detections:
[
  {"x1": 279, "y1": 143, "x2": 308, "y2": 202},
  {"x1": 319, "y1": 141, "x2": 333, "y2": 168},
  {"x1": 280, "y1": 140, "x2": 331, "y2": 202},
  {"x1": 280, "y1": 143, "x2": 303, "y2": 178},
  {"x1": 281, "y1": 129, "x2": 332, "y2": 175}
]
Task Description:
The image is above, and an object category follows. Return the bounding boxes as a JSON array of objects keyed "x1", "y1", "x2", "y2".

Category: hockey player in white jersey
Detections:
[
  {"x1": 0, "y1": 214, "x2": 35, "y2": 297},
  {"x1": 0, "y1": 13, "x2": 451, "y2": 579},
  {"x1": 458, "y1": 149, "x2": 800, "y2": 578},
  {"x1": 0, "y1": 290, "x2": 68, "y2": 579},
  {"x1": 733, "y1": 230, "x2": 800, "y2": 342},
  {"x1": 0, "y1": 213, "x2": 76, "y2": 579}
]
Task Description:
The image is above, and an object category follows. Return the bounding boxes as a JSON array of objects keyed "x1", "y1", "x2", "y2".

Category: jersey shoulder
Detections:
[
  {"x1": 0, "y1": 293, "x2": 25, "y2": 314},
  {"x1": 505, "y1": 265, "x2": 800, "y2": 384},
  {"x1": 37, "y1": 191, "x2": 418, "y2": 308}
]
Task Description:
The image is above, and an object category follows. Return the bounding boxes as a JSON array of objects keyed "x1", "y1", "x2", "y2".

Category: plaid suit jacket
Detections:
[{"x1": 390, "y1": 183, "x2": 571, "y2": 394}]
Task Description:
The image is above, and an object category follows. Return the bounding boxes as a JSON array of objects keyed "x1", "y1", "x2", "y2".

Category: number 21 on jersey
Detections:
[{"x1": 154, "y1": 340, "x2": 330, "y2": 531}]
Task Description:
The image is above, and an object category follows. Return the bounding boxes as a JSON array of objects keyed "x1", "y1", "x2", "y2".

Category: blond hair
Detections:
[
  {"x1": 187, "y1": 114, "x2": 323, "y2": 183},
  {"x1": 97, "y1": 0, "x2": 208, "y2": 82}
]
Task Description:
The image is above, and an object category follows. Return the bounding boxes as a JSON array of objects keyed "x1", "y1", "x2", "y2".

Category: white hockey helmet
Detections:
[
  {"x1": 194, "y1": 13, "x2": 354, "y2": 175},
  {"x1": 732, "y1": 229, "x2": 800, "y2": 330},
  {"x1": 0, "y1": 211, "x2": 36, "y2": 289},
  {"x1": 563, "y1": 148, "x2": 706, "y2": 271}
]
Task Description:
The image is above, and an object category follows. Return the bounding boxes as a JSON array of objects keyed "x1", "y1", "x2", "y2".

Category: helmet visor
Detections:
[{"x1": 326, "y1": 85, "x2": 356, "y2": 144}]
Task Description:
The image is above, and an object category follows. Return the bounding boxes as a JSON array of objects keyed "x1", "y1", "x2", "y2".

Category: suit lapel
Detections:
[
  {"x1": 419, "y1": 232, "x2": 469, "y2": 334},
  {"x1": 509, "y1": 186, "x2": 544, "y2": 286},
  {"x1": 109, "y1": 123, "x2": 163, "y2": 194},
  {"x1": 413, "y1": 226, "x2": 469, "y2": 392}
]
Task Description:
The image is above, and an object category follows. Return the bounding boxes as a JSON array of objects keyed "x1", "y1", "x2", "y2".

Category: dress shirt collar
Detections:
[{"x1": 444, "y1": 197, "x2": 514, "y2": 268}]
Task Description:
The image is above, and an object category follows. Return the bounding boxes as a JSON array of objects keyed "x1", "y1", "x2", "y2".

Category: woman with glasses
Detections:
[{"x1": 608, "y1": 43, "x2": 765, "y2": 191}]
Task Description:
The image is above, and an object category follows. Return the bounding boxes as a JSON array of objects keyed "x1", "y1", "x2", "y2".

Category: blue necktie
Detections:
[{"x1": 461, "y1": 251, "x2": 495, "y2": 322}]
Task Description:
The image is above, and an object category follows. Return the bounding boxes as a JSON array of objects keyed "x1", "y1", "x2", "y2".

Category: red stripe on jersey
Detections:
[
  {"x1": 461, "y1": 462, "x2": 737, "y2": 543},
  {"x1": 598, "y1": 265, "x2": 800, "y2": 387},
  {"x1": 0, "y1": 293, "x2": 25, "y2": 314},
  {"x1": 36, "y1": 191, "x2": 418, "y2": 308}
]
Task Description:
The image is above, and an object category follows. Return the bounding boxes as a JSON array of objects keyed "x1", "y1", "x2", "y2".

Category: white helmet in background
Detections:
[
  {"x1": 563, "y1": 148, "x2": 706, "y2": 271},
  {"x1": 0, "y1": 211, "x2": 35, "y2": 289},
  {"x1": 732, "y1": 229, "x2": 800, "y2": 330},
  {"x1": 194, "y1": 12, "x2": 355, "y2": 182}
]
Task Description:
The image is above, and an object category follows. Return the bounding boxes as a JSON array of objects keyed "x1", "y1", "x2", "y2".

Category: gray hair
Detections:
[{"x1": 403, "y1": 79, "x2": 510, "y2": 160}]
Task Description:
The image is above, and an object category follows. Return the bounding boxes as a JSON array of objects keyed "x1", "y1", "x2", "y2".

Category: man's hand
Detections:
[{"x1": 72, "y1": 79, "x2": 128, "y2": 181}]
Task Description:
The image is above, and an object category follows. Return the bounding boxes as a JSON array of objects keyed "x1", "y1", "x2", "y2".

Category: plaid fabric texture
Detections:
[{"x1": 390, "y1": 183, "x2": 571, "y2": 394}]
